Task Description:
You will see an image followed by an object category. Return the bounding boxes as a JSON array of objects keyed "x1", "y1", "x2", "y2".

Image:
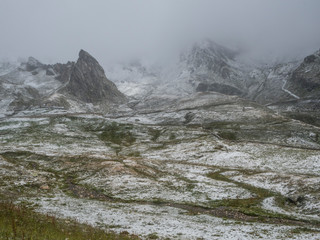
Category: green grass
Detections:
[
  {"x1": 218, "y1": 131, "x2": 237, "y2": 140},
  {"x1": 169, "y1": 133, "x2": 176, "y2": 140},
  {"x1": 0, "y1": 201, "x2": 139, "y2": 240},
  {"x1": 99, "y1": 122, "x2": 136, "y2": 146},
  {"x1": 127, "y1": 151, "x2": 141, "y2": 157},
  {"x1": 201, "y1": 121, "x2": 240, "y2": 140},
  {"x1": 148, "y1": 128, "x2": 161, "y2": 142},
  {"x1": 147, "y1": 232, "x2": 159, "y2": 239}
]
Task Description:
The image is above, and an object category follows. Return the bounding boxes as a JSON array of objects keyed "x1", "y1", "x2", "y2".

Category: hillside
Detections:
[{"x1": 0, "y1": 43, "x2": 320, "y2": 239}]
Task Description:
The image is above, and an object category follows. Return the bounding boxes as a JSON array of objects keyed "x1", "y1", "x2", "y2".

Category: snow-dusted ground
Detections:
[
  {"x1": 1, "y1": 99, "x2": 320, "y2": 239},
  {"x1": 30, "y1": 193, "x2": 320, "y2": 240},
  {"x1": 262, "y1": 197, "x2": 320, "y2": 222},
  {"x1": 1, "y1": 44, "x2": 320, "y2": 239}
]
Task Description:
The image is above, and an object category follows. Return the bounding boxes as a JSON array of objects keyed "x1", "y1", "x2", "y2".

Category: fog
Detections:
[{"x1": 1, "y1": 0, "x2": 320, "y2": 66}]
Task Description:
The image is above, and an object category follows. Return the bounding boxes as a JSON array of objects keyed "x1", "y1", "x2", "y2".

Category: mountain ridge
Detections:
[
  {"x1": 1, "y1": 41, "x2": 319, "y2": 125},
  {"x1": 0, "y1": 49, "x2": 127, "y2": 117}
]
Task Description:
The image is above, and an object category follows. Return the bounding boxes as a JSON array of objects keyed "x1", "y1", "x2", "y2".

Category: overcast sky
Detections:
[{"x1": 1, "y1": 0, "x2": 320, "y2": 66}]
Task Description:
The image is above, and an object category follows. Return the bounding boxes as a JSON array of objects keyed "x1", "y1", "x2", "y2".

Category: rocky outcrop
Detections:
[
  {"x1": 246, "y1": 62, "x2": 300, "y2": 104},
  {"x1": 63, "y1": 50, "x2": 126, "y2": 104},
  {"x1": 264, "y1": 49, "x2": 320, "y2": 127},
  {"x1": 24, "y1": 57, "x2": 44, "y2": 72},
  {"x1": 52, "y1": 62, "x2": 74, "y2": 83},
  {"x1": 287, "y1": 50, "x2": 320, "y2": 97},
  {"x1": 0, "y1": 50, "x2": 127, "y2": 116}
]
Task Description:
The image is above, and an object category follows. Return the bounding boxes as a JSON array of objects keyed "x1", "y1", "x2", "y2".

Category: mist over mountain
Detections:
[
  {"x1": 1, "y1": 0, "x2": 320, "y2": 67},
  {"x1": 1, "y1": 1, "x2": 320, "y2": 239}
]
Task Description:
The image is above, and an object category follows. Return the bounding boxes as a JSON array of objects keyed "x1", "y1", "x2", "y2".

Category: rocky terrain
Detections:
[
  {"x1": 0, "y1": 50, "x2": 126, "y2": 118},
  {"x1": 63, "y1": 50, "x2": 126, "y2": 104},
  {"x1": 1, "y1": 42, "x2": 320, "y2": 239}
]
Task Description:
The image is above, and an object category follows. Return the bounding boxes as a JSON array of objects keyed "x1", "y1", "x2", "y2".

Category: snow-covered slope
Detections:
[
  {"x1": 0, "y1": 59, "x2": 63, "y2": 117},
  {"x1": 247, "y1": 61, "x2": 301, "y2": 104},
  {"x1": 107, "y1": 39, "x2": 252, "y2": 106},
  {"x1": 105, "y1": 60, "x2": 160, "y2": 99},
  {"x1": 1, "y1": 42, "x2": 320, "y2": 239},
  {"x1": 1, "y1": 40, "x2": 319, "y2": 125},
  {"x1": 107, "y1": 40, "x2": 319, "y2": 110},
  {"x1": 178, "y1": 39, "x2": 248, "y2": 95}
]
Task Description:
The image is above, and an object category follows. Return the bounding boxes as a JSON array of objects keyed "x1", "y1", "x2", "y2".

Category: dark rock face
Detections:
[
  {"x1": 304, "y1": 54, "x2": 317, "y2": 64},
  {"x1": 53, "y1": 62, "x2": 74, "y2": 83},
  {"x1": 64, "y1": 50, "x2": 126, "y2": 104},
  {"x1": 287, "y1": 50, "x2": 320, "y2": 96},
  {"x1": 25, "y1": 57, "x2": 44, "y2": 72}
]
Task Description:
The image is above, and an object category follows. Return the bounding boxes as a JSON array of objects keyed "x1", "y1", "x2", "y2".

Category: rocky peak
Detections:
[
  {"x1": 303, "y1": 50, "x2": 320, "y2": 64},
  {"x1": 79, "y1": 49, "x2": 98, "y2": 61},
  {"x1": 182, "y1": 39, "x2": 237, "y2": 71},
  {"x1": 179, "y1": 39, "x2": 245, "y2": 97},
  {"x1": 24, "y1": 57, "x2": 44, "y2": 72},
  {"x1": 287, "y1": 48, "x2": 320, "y2": 96},
  {"x1": 63, "y1": 50, "x2": 126, "y2": 104}
]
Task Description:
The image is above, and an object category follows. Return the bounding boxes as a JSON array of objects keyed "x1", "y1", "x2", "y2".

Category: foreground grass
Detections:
[{"x1": 0, "y1": 201, "x2": 139, "y2": 240}]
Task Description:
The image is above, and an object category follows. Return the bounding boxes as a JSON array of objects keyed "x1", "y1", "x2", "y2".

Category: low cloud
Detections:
[{"x1": 1, "y1": 0, "x2": 320, "y2": 65}]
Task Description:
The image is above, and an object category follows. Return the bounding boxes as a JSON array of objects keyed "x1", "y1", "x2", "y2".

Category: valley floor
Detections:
[{"x1": 1, "y1": 102, "x2": 320, "y2": 239}]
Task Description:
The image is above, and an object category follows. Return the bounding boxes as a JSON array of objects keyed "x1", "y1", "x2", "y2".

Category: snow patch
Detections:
[{"x1": 30, "y1": 193, "x2": 320, "y2": 240}]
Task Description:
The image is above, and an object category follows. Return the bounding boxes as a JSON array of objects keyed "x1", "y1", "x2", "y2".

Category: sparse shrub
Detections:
[
  {"x1": 127, "y1": 151, "x2": 141, "y2": 157},
  {"x1": 218, "y1": 131, "x2": 237, "y2": 140},
  {"x1": 24, "y1": 121, "x2": 40, "y2": 134},
  {"x1": 169, "y1": 133, "x2": 176, "y2": 140},
  {"x1": 149, "y1": 128, "x2": 161, "y2": 142},
  {"x1": 99, "y1": 122, "x2": 136, "y2": 145},
  {"x1": 147, "y1": 232, "x2": 159, "y2": 239}
]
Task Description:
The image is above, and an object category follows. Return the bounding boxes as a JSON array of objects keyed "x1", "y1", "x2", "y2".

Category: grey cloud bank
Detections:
[{"x1": 1, "y1": 0, "x2": 320, "y2": 66}]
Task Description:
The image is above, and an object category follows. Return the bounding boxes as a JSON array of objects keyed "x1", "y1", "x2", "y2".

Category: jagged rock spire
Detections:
[{"x1": 64, "y1": 50, "x2": 126, "y2": 104}]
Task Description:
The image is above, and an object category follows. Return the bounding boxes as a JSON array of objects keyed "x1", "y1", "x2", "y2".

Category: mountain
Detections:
[
  {"x1": 63, "y1": 50, "x2": 126, "y2": 104},
  {"x1": 2, "y1": 41, "x2": 319, "y2": 124},
  {"x1": 178, "y1": 39, "x2": 247, "y2": 96},
  {"x1": 287, "y1": 49, "x2": 320, "y2": 98},
  {"x1": 0, "y1": 50, "x2": 126, "y2": 117},
  {"x1": 1, "y1": 43, "x2": 320, "y2": 239},
  {"x1": 263, "y1": 49, "x2": 320, "y2": 126},
  {"x1": 109, "y1": 40, "x2": 318, "y2": 105},
  {"x1": 107, "y1": 39, "x2": 251, "y2": 110},
  {"x1": 246, "y1": 61, "x2": 301, "y2": 104},
  {"x1": 106, "y1": 41, "x2": 320, "y2": 127},
  {"x1": 105, "y1": 59, "x2": 160, "y2": 99},
  {"x1": 0, "y1": 58, "x2": 62, "y2": 116}
]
